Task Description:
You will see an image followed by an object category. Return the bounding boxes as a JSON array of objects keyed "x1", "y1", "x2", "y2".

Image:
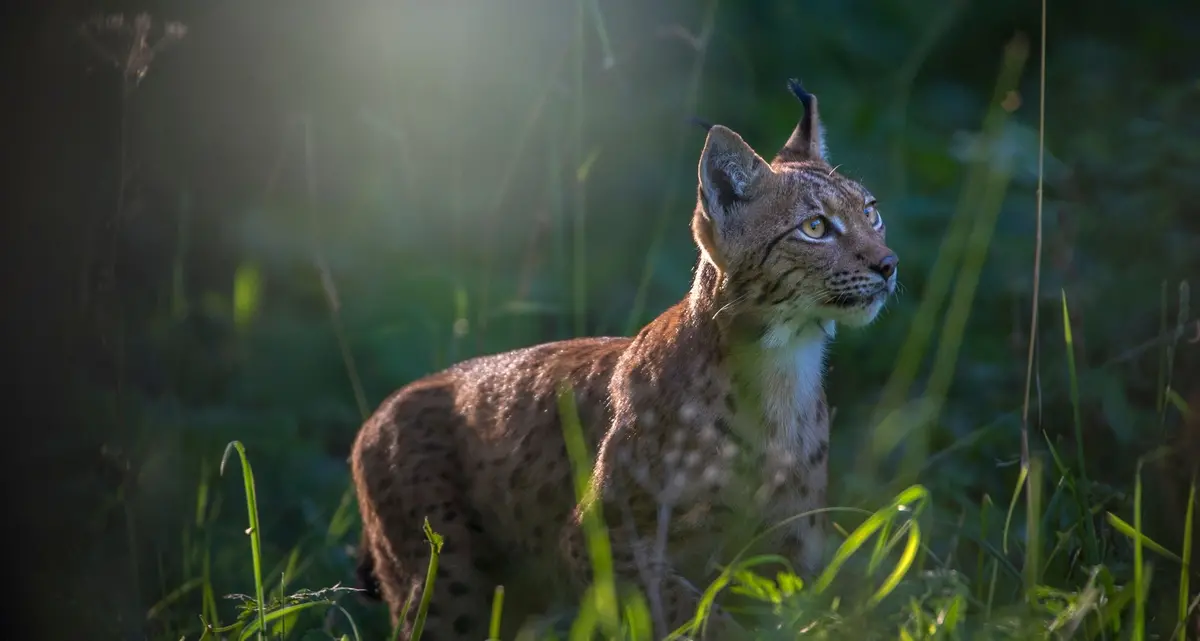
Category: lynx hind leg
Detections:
[
  {"x1": 351, "y1": 389, "x2": 494, "y2": 641},
  {"x1": 559, "y1": 511, "x2": 709, "y2": 639}
]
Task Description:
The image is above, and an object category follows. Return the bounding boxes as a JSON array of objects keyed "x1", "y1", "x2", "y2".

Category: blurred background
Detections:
[{"x1": 9, "y1": 0, "x2": 1200, "y2": 638}]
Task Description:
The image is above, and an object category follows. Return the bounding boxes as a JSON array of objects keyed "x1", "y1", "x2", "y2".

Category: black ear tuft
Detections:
[
  {"x1": 787, "y1": 78, "x2": 814, "y2": 112},
  {"x1": 775, "y1": 77, "x2": 827, "y2": 163},
  {"x1": 686, "y1": 116, "x2": 716, "y2": 132}
]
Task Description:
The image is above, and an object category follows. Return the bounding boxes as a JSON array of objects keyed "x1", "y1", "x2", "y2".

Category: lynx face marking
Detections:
[{"x1": 691, "y1": 80, "x2": 898, "y2": 334}]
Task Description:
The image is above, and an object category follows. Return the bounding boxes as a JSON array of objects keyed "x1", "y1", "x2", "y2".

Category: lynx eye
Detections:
[
  {"x1": 865, "y1": 202, "x2": 881, "y2": 227},
  {"x1": 799, "y1": 216, "x2": 829, "y2": 239}
]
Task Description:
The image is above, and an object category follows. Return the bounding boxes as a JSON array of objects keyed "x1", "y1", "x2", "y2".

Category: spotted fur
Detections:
[{"x1": 350, "y1": 80, "x2": 898, "y2": 640}]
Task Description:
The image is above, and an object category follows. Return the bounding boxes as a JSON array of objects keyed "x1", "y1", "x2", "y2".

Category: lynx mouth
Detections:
[
  {"x1": 825, "y1": 283, "x2": 893, "y2": 308},
  {"x1": 826, "y1": 292, "x2": 865, "y2": 307}
]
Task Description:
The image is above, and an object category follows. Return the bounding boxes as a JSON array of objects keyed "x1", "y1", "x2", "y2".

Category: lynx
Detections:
[{"x1": 350, "y1": 79, "x2": 898, "y2": 640}]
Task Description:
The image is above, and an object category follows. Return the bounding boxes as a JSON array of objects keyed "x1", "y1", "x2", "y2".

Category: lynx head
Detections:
[{"x1": 691, "y1": 79, "x2": 897, "y2": 330}]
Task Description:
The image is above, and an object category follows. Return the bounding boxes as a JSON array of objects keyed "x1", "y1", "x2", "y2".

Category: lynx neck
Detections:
[
  {"x1": 687, "y1": 259, "x2": 833, "y2": 454},
  {"x1": 740, "y1": 320, "x2": 831, "y2": 454}
]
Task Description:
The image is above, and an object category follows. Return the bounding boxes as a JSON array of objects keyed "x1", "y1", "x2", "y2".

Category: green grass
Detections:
[{"x1": 164, "y1": 417, "x2": 1196, "y2": 640}]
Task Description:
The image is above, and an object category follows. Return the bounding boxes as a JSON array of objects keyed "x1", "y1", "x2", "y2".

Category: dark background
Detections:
[{"x1": 5, "y1": 0, "x2": 1199, "y2": 639}]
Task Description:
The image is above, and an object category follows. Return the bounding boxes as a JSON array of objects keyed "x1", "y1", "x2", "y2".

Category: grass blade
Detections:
[
  {"x1": 812, "y1": 485, "x2": 930, "y2": 596},
  {"x1": 1062, "y1": 290, "x2": 1100, "y2": 566},
  {"x1": 1104, "y1": 512, "x2": 1183, "y2": 563},
  {"x1": 146, "y1": 577, "x2": 203, "y2": 621},
  {"x1": 1002, "y1": 464, "x2": 1028, "y2": 554},
  {"x1": 557, "y1": 382, "x2": 620, "y2": 636},
  {"x1": 975, "y1": 494, "x2": 991, "y2": 601},
  {"x1": 1133, "y1": 460, "x2": 1146, "y2": 641},
  {"x1": 410, "y1": 519, "x2": 445, "y2": 641},
  {"x1": 1179, "y1": 474, "x2": 1196, "y2": 641},
  {"x1": 1165, "y1": 388, "x2": 1194, "y2": 419},
  {"x1": 238, "y1": 601, "x2": 328, "y2": 641},
  {"x1": 1024, "y1": 457, "x2": 1043, "y2": 599},
  {"x1": 489, "y1": 585, "x2": 505, "y2": 641},
  {"x1": 869, "y1": 520, "x2": 922, "y2": 606},
  {"x1": 220, "y1": 441, "x2": 267, "y2": 641}
]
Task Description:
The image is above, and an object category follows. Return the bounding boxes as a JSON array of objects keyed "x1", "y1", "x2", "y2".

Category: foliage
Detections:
[{"x1": 60, "y1": 0, "x2": 1200, "y2": 638}]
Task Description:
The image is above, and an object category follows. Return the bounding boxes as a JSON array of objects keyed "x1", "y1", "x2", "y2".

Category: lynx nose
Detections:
[{"x1": 871, "y1": 254, "x2": 898, "y2": 280}]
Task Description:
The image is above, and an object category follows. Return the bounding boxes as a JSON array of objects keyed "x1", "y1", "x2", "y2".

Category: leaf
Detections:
[
  {"x1": 1002, "y1": 464, "x2": 1029, "y2": 554},
  {"x1": 423, "y1": 517, "x2": 444, "y2": 553},
  {"x1": 1104, "y1": 512, "x2": 1182, "y2": 563},
  {"x1": 812, "y1": 485, "x2": 929, "y2": 597},
  {"x1": 869, "y1": 520, "x2": 922, "y2": 606},
  {"x1": 238, "y1": 601, "x2": 330, "y2": 640},
  {"x1": 233, "y1": 263, "x2": 263, "y2": 329},
  {"x1": 731, "y1": 569, "x2": 780, "y2": 604},
  {"x1": 776, "y1": 571, "x2": 805, "y2": 598}
]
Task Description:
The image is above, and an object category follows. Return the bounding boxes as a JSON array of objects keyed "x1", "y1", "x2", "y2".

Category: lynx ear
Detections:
[
  {"x1": 697, "y1": 125, "x2": 770, "y2": 213},
  {"x1": 694, "y1": 125, "x2": 770, "y2": 273},
  {"x1": 774, "y1": 78, "x2": 828, "y2": 163}
]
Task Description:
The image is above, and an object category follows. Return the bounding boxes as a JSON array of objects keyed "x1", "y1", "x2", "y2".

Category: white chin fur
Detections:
[{"x1": 822, "y1": 297, "x2": 885, "y2": 328}]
